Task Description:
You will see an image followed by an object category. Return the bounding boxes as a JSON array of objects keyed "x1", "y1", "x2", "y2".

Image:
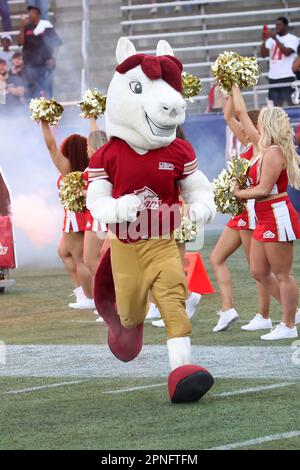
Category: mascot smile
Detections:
[{"x1": 87, "y1": 37, "x2": 216, "y2": 403}]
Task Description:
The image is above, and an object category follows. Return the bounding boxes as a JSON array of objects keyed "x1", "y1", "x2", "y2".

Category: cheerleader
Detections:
[
  {"x1": 41, "y1": 121, "x2": 95, "y2": 309},
  {"x1": 84, "y1": 118, "x2": 111, "y2": 322},
  {"x1": 210, "y1": 97, "x2": 273, "y2": 332},
  {"x1": 83, "y1": 117, "x2": 109, "y2": 276},
  {"x1": 233, "y1": 85, "x2": 300, "y2": 340}
]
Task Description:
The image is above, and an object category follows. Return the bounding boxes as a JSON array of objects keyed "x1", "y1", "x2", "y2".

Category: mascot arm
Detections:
[
  {"x1": 179, "y1": 170, "x2": 216, "y2": 225},
  {"x1": 87, "y1": 180, "x2": 141, "y2": 223}
]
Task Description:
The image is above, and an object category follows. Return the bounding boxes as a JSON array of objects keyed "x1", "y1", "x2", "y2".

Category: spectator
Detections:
[
  {"x1": 0, "y1": 34, "x2": 14, "y2": 70},
  {"x1": 0, "y1": 0, "x2": 12, "y2": 32},
  {"x1": 292, "y1": 44, "x2": 300, "y2": 80},
  {"x1": 9, "y1": 51, "x2": 28, "y2": 98},
  {"x1": 18, "y1": 5, "x2": 61, "y2": 99},
  {"x1": 25, "y1": 1, "x2": 48, "y2": 20},
  {"x1": 0, "y1": 58, "x2": 8, "y2": 104},
  {"x1": 0, "y1": 57, "x2": 24, "y2": 108},
  {"x1": 10, "y1": 52, "x2": 25, "y2": 78},
  {"x1": 260, "y1": 16, "x2": 299, "y2": 106},
  {"x1": 207, "y1": 81, "x2": 226, "y2": 113},
  {"x1": 6, "y1": 70, "x2": 25, "y2": 107}
]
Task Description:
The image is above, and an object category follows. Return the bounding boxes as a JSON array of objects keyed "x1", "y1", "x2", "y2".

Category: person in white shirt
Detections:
[
  {"x1": 0, "y1": 34, "x2": 14, "y2": 70},
  {"x1": 260, "y1": 16, "x2": 299, "y2": 106}
]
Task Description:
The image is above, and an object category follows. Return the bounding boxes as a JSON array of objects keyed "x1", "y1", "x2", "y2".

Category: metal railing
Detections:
[
  {"x1": 125, "y1": 21, "x2": 300, "y2": 41},
  {"x1": 121, "y1": 0, "x2": 244, "y2": 12},
  {"x1": 121, "y1": 7, "x2": 300, "y2": 26}
]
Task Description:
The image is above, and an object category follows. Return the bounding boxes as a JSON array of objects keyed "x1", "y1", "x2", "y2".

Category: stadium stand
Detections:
[
  {"x1": 1, "y1": 1, "x2": 300, "y2": 111},
  {"x1": 120, "y1": 0, "x2": 300, "y2": 112}
]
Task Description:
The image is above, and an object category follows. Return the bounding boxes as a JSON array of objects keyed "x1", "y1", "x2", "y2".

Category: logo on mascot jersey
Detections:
[
  {"x1": 134, "y1": 187, "x2": 162, "y2": 210},
  {"x1": 0, "y1": 243, "x2": 8, "y2": 256},
  {"x1": 158, "y1": 162, "x2": 175, "y2": 171}
]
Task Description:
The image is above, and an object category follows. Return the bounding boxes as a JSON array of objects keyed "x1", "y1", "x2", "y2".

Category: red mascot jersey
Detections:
[{"x1": 88, "y1": 137, "x2": 198, "y2": 242}]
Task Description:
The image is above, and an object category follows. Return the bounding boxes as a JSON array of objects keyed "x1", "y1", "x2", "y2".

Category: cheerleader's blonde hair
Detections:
[{"x1": 258, "y1": 106, "x2": 300, "y2": 189}]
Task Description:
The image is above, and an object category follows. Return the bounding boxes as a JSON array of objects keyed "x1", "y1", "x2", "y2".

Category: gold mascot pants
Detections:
[{"x1": 110, "y1": 235, "x2": 191, "y2": 339}]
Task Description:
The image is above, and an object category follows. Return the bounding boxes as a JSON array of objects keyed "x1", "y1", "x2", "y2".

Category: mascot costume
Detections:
[{"x1": 87, "y1": 38, "x2": 216, "y2": 403}]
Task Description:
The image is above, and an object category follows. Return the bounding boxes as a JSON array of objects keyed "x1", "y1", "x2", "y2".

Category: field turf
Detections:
[{"x1": 0, "y1": 231, "x2": 299, "y2": 450}]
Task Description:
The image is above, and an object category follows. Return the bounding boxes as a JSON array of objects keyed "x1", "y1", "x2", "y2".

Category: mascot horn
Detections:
[{"x1": 87, "y1": 37, "x2": 216, "y2": 403}]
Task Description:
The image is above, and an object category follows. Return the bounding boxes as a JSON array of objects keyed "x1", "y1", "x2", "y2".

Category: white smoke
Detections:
[{"x1": 0, "y1": 111, "x2": 83, "y2": 266}]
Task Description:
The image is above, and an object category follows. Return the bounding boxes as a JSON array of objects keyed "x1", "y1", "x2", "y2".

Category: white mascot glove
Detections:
[
  {"x1": 87, "y1": 180, "x2": 142, "y2": 224},
  {"x1": 179, "y1": 171, "x2": 216, "y2": 226},
  {"x1": 117, "y1": 194, "x2": 141, "y2": 222}
]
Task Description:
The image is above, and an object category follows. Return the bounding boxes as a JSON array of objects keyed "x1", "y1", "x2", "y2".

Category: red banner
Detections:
[{"x1": 0, "y1": 216, "x2": 16, "y2": 269}]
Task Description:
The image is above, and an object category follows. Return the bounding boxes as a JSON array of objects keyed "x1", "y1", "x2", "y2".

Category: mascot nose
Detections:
[{"x1": 162, "y1": 101, "x2": 186, "y2": 118}]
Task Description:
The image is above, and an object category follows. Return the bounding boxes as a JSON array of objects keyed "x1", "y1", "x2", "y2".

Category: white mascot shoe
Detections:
[
  {"x1": 213, "y1": 308, "x2": 239, "y2": 332},
  {"x1": 260, "y1": 322, "x2": 298, "y2": 341},
  {"x1": 241, "y1": 314, "x2": 272, "y2": 331}
]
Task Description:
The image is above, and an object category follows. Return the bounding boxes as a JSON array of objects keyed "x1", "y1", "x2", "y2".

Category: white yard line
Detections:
[
  {"x1": 3, "y1": 380, "x2": 86, "y2": 395},
  {"x1": 208, "y1": 431, "x2": 300, "y2": 450},
  {"x1": 213, "y1": 382, "x2": 297, "y2": 398},
  {"x1": 103, "y1": 381, "x2": 296, "y2": 396},
  {"x1": 103, "y1": 383, "x2": 166, "y2": 394}
]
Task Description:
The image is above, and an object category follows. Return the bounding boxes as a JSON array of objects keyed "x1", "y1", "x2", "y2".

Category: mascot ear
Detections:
[
  {"x1": 116, "y1": 37, "x2": 137, "y2": 64},
  {"x1": 156, "y1": 40, "x2": 174, "y2": 57}
]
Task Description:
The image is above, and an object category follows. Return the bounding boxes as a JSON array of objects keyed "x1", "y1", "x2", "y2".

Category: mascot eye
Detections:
[{"x1": 129, "y1": 81, "x2": 143, "y2": 94}]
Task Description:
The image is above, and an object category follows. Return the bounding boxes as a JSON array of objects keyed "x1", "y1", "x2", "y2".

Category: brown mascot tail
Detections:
[{"x1": 94, "y1": 248, "x2": 143, "y2": 362}]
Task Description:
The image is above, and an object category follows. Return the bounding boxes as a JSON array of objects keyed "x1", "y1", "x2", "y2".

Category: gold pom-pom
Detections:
[
  {"x1": 59, "y1": 172, "x2": 85, "y2": 212},
  {"x1": 174, "y1": 216, "x2": 198, "y2": 244},
  {"x1": 211, "y1": 51, "x2": 259, "y2": 94},
  {"x1": 79, "y1": 89, "x2": 107, "y2": 119},
  {"x1": 182, "y1": 72, "x2": 202, "y2": 100},
  {"x1": 212, "y1": 156, "x2": 251, "y2": 216},
  {"x1": 29, "y1": 97, "x2": 64, "y2": 125}
]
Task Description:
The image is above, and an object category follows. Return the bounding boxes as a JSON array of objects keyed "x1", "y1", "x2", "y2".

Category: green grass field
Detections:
[{"x1": 0, "y1": 231, "x2": 300, "y2": 450}]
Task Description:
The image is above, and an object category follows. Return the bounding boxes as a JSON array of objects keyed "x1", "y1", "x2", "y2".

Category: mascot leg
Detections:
[
  {"x1": 94, "y1": 248, "x2": 143, "y2": 362},
  {"x1": 151, "y1": 238, "x2": 214, "y2": 403},
  {"x1": 167, "y1": 337, "x2": 214, "y2": 404}
]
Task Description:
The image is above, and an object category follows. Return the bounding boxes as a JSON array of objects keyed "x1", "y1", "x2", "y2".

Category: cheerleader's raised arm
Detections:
[{"x1": 41, "y1": 120, "x2": 71, "y2": 177}]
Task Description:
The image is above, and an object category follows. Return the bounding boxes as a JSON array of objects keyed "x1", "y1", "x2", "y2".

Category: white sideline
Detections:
[
  {"x1": 207, "y1": 431, "x2": 300, "y2": 450},
  {"x1": 3, "y1": 380, "x2": 85, "y2": 395}
]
